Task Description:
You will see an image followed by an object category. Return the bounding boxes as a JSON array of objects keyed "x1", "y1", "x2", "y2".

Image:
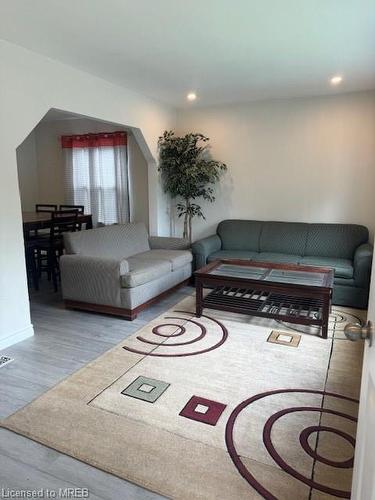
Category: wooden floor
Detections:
[{"x1": 0, "y1": 282, "x2": 193, "y2": 499}]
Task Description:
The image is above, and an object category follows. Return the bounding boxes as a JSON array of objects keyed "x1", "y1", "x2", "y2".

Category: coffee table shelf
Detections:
[
  {"x1": 204, "y1": 287, "x2": 323, "y2": 322},
  {"x1": 195, "y1": 260, "x2": 334, "y2": 338}
]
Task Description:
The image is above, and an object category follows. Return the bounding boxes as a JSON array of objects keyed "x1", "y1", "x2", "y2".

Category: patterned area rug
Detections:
[{"x1": 1, "y1": 294, "x2": 365, "y2": 499}]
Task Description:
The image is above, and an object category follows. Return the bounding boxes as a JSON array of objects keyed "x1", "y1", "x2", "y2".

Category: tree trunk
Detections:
[
  {"x1": 182, "y1": 199, "x2": 189, "y2": 240},
  {"x1": 188, "y1": 212, "x2": 192, "y2": 244},
  {"x1": 183, "y1": 213, "x2": 188, "y2": 240}
]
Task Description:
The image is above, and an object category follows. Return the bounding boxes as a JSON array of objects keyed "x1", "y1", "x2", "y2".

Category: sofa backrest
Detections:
[
  {"x1": 259, "y1": 222, "x2": 308, "y2": 255},
  {"x1": 64, "y1": 223, "x2": 150, "y2": 259},
  {"x1": 304, "y1": 223, "x2": 369, "y2": 259},
  {"x1": 217, "y1": 220, "x2": 263, "y2": 251},
  {"x1": 216, "y1": 220, "x2": 368, "y2": 259}
]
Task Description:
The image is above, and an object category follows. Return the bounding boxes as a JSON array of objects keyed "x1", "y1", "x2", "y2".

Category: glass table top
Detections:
[{"x1": 209, "y1": 263, "x2": 329, "y2": 287}]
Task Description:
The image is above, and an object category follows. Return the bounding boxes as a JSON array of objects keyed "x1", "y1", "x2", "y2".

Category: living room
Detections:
[{"x1": 1, "y1": 1, "x2": 375, "y2": 499}]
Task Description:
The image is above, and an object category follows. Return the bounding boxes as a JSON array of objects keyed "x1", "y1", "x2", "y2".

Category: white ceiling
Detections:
[{"x1": 1, "y1": 0, "x2": 375, "y2": 107}]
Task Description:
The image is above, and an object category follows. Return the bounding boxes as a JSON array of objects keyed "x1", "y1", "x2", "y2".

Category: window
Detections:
[{"x1": 62, "y1": 131, "x2": 129, "y2": 226}]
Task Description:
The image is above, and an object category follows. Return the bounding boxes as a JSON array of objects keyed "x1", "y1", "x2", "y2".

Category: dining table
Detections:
[{"x1": 22, "y1": 211, "x2": 93, "y2": 236}]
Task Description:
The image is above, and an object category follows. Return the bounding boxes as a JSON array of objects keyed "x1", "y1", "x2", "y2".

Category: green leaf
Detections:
[{"x1": 158, "y1": 130, "x2": 228, "y2": 226}]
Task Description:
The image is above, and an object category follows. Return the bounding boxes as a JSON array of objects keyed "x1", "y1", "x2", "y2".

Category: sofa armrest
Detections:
[
  {"x1": 191, "y1": 234, "x2": 221, "y2": 269},
  {"x1": 149, "y1": 236, "x2": 191, "y2": 250},
  {"x1": 354, "y1": 243, "x2": 373, "y2": 287},
  {"x1": 60, "y1": 255, "x2": 129, "y2": 307}
]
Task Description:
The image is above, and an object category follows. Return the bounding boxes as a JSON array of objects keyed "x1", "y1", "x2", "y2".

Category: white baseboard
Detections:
[{"x1": 0, "y1": 324, "x2": 34, "y2": 351}]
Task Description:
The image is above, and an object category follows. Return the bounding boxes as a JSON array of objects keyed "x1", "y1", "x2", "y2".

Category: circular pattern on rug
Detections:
[
  {"x1": 225, "y1": 389, "x2": 358, "y2": 499},
  {"x1": 276, "y1": 308, "x2": 364, "y2": 336},
  {"x1": 152, "y1": 323, "x2": 187, "y2": 338},
  {"x1": 299, "y1": 425, "x2": 355, "y2": 468},
  {"x1": 329, "y1": 309, "x2": 364, "y2": 331},
  {"x1": 123, "y1": 311, "x2": 228, "y2": 357}
]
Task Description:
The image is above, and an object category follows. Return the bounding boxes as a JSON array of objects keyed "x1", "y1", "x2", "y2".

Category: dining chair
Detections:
[
  {"x1": 35, "y1": 204, "x2": 58, "y2": 212},
  {"x1": 36, "y1": 210, "x2": 80, "y2": 291},
  {"x1": 32, "y1": 204, "x2": 58, "y2": 239},
  {"x1": 59, "y1": 204, "x2": 84, "y2": 214},
  {"x1": 24, "y1": 239, "x2": 40, "y2": 291}
]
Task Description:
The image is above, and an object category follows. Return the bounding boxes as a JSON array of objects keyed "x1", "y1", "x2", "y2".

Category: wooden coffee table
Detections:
[{"x1": 194, "y1": 260, "x2": 334, "y2": 338}]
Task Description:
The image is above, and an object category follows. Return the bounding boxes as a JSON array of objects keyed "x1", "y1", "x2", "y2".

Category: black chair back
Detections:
[
  {"x1": 39, "y1": 210, "x2": 81, "y2": 292},
  {"x1": 50, "y1": 210, "x2": 80, "y2": 241},
  {"x1": 59, "y1": 204, "x2": 84, "y2": 214},
  {"x1": 36, "y1": 204, "x2": 58, "y2": 213}
]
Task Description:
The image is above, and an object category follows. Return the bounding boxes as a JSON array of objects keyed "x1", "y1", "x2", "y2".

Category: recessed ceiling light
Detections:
[
  {"x1": 187, "y1": 92, "x2": 197, "y2": 101},
  {"x1": 330, "y1": 75, "x2": 343, "y2": 85}
]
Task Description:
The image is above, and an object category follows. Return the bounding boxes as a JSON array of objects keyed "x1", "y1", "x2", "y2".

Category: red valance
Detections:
[{"x1": 61, "y1": 131, "x2": 127, "y2": 148}]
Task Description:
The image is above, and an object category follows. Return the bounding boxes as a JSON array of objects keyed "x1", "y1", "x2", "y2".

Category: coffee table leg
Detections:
[
  {"x1": 321, "y1": 300, "x2": 329, "y2": 339},
  {"x1": 196, "y1": 280, "x2": 203, "y2": 317}
]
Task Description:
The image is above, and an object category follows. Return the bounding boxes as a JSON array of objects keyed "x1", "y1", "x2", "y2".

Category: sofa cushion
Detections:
[
  {"x1": 135, "y1": 249, "x2": 192, "y2": 271},
  {"x1": 305, "y1": 224, "x2": 368, "y2": 259},
  {"x1": 252, "y1": 252, "x2": 302, "y2": 264},
  {"x1": 217, "y1": 220, "x2": 263, "y2": 251},
  {"x1": 121, "y1": 257, "x2": 171, "y2": 288},
  {"x1": 64, "y1": 223, "x2": 150, "y2": 259},
  {"x1": 301, "y1": 256, "x2": 354, "y2": 279},
  {"x1": 259, "y1": 222, "x2": 308, "y2": 255},
  {"x1": 207, "y1": 250, "x2": 257, "y2": 262}
]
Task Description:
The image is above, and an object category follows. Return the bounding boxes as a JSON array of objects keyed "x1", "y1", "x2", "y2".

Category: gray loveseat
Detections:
[
  {"x1": 60, "y1": 223, "x2": 192, "y2": 319},
  {"x1": 192, "y1": 220, "x2": 373, "y2": 309}
]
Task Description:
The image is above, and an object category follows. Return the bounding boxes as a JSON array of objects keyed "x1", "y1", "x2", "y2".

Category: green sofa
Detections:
[{"x1": 192, "y1": 220, "x2": 373, "y2": 309}]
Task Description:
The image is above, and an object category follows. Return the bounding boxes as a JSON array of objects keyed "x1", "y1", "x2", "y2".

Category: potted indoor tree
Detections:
[{"x1": 158, "y1": 131, "x2": 227, "y2": 243}]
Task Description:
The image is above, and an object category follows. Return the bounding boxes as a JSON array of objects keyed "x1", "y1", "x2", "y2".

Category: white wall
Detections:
[
  {"x1": 17, "y1": 118, "x2": 149, "y2": 228},
  {"x1": 0, "y1": 40, "x2": 175, "y2": 350},
  {"x1": 33, "y1": 119, "x2": 66, "y2": 206},
  {"x1": 176, "y1": 91, "x2": 375, "y2": 241},
  {"x1": 127, "y1": 133, "x2": 149, "y2": 227},
  {"x1": 16, "y1": 130, "x2": 39, "y2": 211}
]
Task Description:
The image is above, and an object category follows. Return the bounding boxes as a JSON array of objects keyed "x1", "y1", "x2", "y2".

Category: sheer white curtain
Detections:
[{"x1": 62, "y1": 132, "x2": 130, "y2": 226}]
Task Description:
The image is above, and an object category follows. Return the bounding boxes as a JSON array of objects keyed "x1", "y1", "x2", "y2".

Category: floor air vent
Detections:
[{"x1": 0, "y1": 356, "x2": 13, "y2": 368}]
